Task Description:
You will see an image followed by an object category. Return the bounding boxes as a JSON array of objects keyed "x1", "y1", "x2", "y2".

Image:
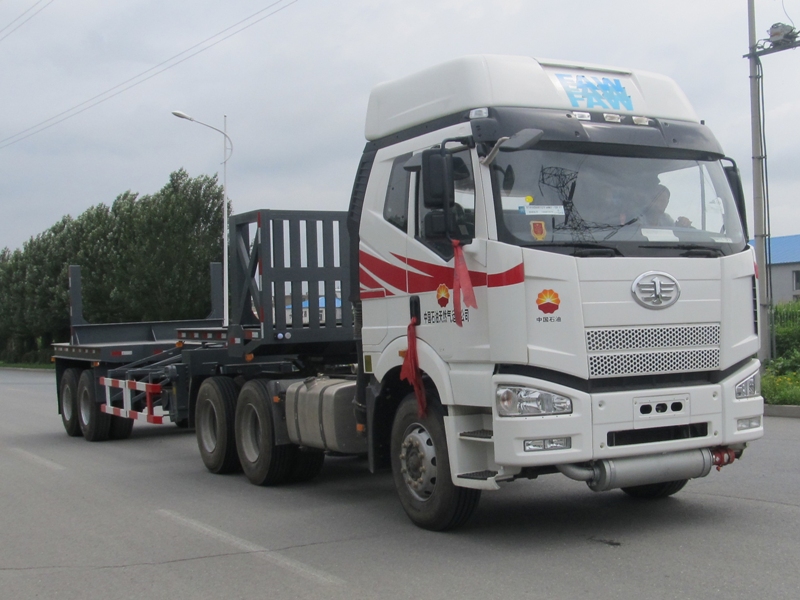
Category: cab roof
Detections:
[{"x1": 365, "y1": 55, "x2": 700, "y2": 141}]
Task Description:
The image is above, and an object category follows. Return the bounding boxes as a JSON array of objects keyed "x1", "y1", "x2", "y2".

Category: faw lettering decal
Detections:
[
  {"x1": 359, "y1": 250, "x2": 523, "y2": 298},
  {"x1": 555, "y1": 73, "x2": 633, "y2": 111}
]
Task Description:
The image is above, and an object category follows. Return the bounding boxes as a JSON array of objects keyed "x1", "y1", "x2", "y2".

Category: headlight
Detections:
[
  {"x1": 735, "y1": 373, "x2": 759, "y2": 399},
  {"x1": 496, "y1": 386, "x2": 573, "y2": 417}
]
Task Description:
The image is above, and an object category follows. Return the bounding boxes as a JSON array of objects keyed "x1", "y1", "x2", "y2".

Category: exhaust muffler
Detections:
[{"x1": 557, "y1": 448, "x2": 715, "y2": 492}]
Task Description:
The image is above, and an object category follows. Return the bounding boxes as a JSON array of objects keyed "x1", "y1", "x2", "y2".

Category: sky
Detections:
[{"x1": 1, "y1": 0, "x2": 799, "y2": 251}]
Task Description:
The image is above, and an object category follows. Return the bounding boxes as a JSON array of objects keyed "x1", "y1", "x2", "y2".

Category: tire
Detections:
[
  {"x1": 77, "y1": 370, "x2": 110, "y2": 442},
  {"x1": 59, "y1": 368, "x2": 82, "y2": 437},
  {"x1": 235, "y1": 379, "x2": 294, "y2": 485},
  {"x1": 288, "y1": 448, "x2": 325, "y2": 483},
  {"x1": 196, "y1": 377, "x2": 241, "y2": 474},
  {"x1": 108, "y1": 416, "x2": 134, "y2": 440},
  {"x1": 621, "y1": 479, "x2": 688, "y2": 499},
  {"x1": 390, "y1": 394, "x2": 481, "y2": 531}
]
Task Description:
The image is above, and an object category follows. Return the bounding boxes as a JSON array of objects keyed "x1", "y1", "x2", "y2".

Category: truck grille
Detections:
[{"x1": 586, "y1": 324, "x2": 720, "y2": 378}]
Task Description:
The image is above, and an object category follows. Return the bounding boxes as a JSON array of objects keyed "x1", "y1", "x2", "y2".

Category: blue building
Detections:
[{"x1": 766, "y1": 234, "x2": 800, "y2": 303}]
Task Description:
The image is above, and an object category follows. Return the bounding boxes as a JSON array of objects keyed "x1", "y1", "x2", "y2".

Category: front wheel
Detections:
[
  {"x1": 390, "y1": 394, "x2": 481, "y2": 531},
  {"x1": 621, "y1": 479, "x2": 688, "y2": 499}
]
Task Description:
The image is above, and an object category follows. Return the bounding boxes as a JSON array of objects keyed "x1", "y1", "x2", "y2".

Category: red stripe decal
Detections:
[
  {"x1": 360, "y1": 249, "x2": 522, "y2": 294},
  {"x1": 488, "y1": 263, "x2": 525, "y2": 288},
  {"x1": 359, "y1": 266, "x2": 383, "y2": 291},
  {"x1": 359, "y1": 251, "x2": 408, "y2": 292},
  {"x1": 361, "y1": 289, "x2": 386, "y2": 299}
]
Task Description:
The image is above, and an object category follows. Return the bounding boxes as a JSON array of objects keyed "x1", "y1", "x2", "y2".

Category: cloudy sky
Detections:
[{"x1": 1, "y1": 0, "x2": 798, "y2": 251}]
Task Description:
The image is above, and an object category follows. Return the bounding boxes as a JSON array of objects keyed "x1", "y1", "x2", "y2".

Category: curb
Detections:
[{"x1": 764, "y1": 404, "x2": 800, "y2": 418}]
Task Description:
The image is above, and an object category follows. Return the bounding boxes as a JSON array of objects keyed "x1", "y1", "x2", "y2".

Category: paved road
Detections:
[{"x1": 2, "y1": 367, "x2": 799, "y2": 600}]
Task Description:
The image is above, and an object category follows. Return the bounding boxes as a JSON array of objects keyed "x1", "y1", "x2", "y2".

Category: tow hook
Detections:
[{"x1": 710, "y1": 447, "x2": 737, "y2": 471}]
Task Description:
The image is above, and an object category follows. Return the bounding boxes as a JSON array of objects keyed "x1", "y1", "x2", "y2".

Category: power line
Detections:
[
  {"x1": 0, "y1": 0, "x2": 298, "y2": 150},
  {"x1": 0, "y1": 0, "x2": 56, "y2": 42}
]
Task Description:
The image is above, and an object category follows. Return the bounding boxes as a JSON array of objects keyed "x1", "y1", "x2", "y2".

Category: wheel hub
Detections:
[
  {"x1": 399, "y1": 424, "x2": 438, "y2": 501},
  {"x1": 62, "y1": 387, "x2": 73, "y2": 421},
  {"x1": 199, "y1": 399, "x2": 218, "y2": 453}
]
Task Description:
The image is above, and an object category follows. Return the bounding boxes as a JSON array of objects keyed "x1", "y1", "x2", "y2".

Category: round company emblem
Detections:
[{"x1": 631, "y1": 271, "x2": 680, "y2": 309}]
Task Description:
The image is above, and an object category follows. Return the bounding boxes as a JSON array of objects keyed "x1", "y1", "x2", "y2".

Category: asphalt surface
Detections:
[{"x1": 2, "y1": 367, "x2": 799, "y2": 600}]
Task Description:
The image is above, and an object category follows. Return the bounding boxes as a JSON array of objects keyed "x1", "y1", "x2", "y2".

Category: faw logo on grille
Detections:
[{"x1": 631, "y1": 272, "x2": 681, "y2": 309}]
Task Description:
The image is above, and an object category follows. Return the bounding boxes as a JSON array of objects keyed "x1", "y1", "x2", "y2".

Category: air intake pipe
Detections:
[{"x1": 557, "y1": 448, "x2": 715, "y2": 492}]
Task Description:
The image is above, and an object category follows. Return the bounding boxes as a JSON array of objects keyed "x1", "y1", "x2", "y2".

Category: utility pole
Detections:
[
  {"x1": 747, "y1": 0, "x2": 770, "y2": 363},
  {"x1": 745, "y1": 0, "x2": 800, "y2": 363}
]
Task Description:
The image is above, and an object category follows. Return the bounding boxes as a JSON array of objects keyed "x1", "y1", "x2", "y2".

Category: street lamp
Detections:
[
  {"x1": 745, "y1": 2, "x2": 800, "y2": 363},
  {"x1": 172, "y1": 110, "x2": 233, "y2": 327}
]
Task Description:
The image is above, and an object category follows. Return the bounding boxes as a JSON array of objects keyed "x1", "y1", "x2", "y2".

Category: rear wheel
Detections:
[
  {"x1": 59, "y1": 368, "x2": 82, "y2": 437},
  {"x1": 390, "y1": 394, "x2": 481, "y2": 531},
  {"x1": 108, "y1": 416, "x2": 134, "y2": 440},
  {"x1": 77, "y1": 370, "x2": 110, "y2": 442},
  {"x1": 621, "y1": 479, "x2": 688, "y2": 499},
  {"x1": 235, "y1": 380, "x2": 294, "y2": 485},
  {"x1": 288, "y1": 448, "x2": 325, "y2": 483},
  {"x1": 196, "y1": 377, "x2": 240, "y2": 474}
]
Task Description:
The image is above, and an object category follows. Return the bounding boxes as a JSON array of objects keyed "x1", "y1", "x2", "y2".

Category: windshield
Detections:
[{"x1": 491, "y1": 148, "x2": 746, "y2": 257}]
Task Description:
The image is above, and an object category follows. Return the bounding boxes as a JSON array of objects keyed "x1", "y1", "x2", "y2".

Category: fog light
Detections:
[
  {"x1": 524, "y1": 440, "x2": 545, "y2": 452},
  {"x1": 603, "y1": 113, "x2": 622, "y2": 123},
  {"x1": 737, "y1": 416, "x2": 761, "y2": 431},
  {"x1": 524, "y1": 437, "x2": 572, "y2": 452},
  {"x1": 496, "y1": 386, "x2": 573, "y2": 417},
  {"x1": 735, "y1": 373, "x2": 758, "y2": 399},
  {"x1": 573, "y1": 112, "x2": 591, "y2": 120},
  {"x1": 632, "y1": 116, "x2": 651, "y2": 125}
]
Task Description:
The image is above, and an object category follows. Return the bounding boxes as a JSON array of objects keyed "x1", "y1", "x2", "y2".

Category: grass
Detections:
[
  {"x1": 762, "y1": 371, "x2": 800, "y2": 406},
  {"x1": 0, "y1": 361, "x2": 54, "y2": 370}
]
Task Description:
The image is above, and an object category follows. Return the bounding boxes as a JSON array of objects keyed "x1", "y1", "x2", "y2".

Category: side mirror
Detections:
[
  {"x1": 723, "y1": 161, "x2": 749, "y2": 240},
  {"x1": 421, "y1": 149, "x2": 454, "y2": 209}
]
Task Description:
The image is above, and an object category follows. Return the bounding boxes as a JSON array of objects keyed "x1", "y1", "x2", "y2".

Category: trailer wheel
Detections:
[
  {"x1": 621, "y1": 479, "x2": 688, "y2": 499},
  {"x1": 235, "y1": 380, "x2": 294, "y2": 485},
  {"x1": 288, "y1": 448, "x2": 325, "y2": 483},
  {"x1": 108, "y1": 416, "x2": 134, "y2": 440},
  {"x1": 77, "y1": 370, "x2": 110, "y2": 442},
  {"x1": 390, "y1": 394, "x2": 481, "y2": 531},
  {"x1": 196, "y1": 377, "x2": 241, "y2": 474},
  {"x1": 59, "y1": 368, "x2": 83, "y2": 437}
]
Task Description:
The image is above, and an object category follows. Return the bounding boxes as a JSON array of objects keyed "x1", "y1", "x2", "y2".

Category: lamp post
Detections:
[
  {"x1": 172, "y1": 110, "x2": 233, "y2": 327},
  {"x1": 745, "y1": 1, "x2": 800, "y2": 363}
]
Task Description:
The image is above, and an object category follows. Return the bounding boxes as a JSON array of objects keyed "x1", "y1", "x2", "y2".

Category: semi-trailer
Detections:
[{"x1": 54, "y1": 55, "x2": 764, "y2": 530}]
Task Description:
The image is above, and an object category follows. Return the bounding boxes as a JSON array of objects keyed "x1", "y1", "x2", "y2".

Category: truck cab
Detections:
[{"x1": 351, "y1": 55, "x2": 763, "y2": 528}]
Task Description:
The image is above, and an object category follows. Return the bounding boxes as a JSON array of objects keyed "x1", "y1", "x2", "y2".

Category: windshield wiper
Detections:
[
  {"x1": 602, "y1": 217, "x2": 639, "y2": 241},
  {"x1": 639, "y1": 244, "x2": 723, "y2": 257},
  {"x1": 532, "y1": 242, "x2": 622, "y2": 257}
]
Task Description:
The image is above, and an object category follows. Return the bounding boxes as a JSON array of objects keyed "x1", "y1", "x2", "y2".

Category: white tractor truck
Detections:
[{"x1": 55, "y1": 55, "x2": 763, "y2": 531}]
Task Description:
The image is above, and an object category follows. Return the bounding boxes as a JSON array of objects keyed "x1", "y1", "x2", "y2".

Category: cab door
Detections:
[{"x1": 405, "y1": 147, "x2": 490, "y2": 363}]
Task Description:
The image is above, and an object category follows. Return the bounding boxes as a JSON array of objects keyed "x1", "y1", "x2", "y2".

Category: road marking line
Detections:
[
  {"x1": 157, "y1": 509, "x2": 344, "y2": 586},
  {"x1": 9, "y1": 447, "x2": 66, "y2": 471}
]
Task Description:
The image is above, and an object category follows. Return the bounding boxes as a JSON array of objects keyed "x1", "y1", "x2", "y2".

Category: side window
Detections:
[
  {"x1": 417, "y1": 149, "x2": 475, "y2": 257},
  {"x1": 383, "y1": 153, "x2": 411, "y2": 232}
]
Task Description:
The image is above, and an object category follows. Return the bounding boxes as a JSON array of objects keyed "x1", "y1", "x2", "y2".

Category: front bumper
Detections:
[{"x1": 491, "y1": 359, "x2": 764, "y2": 467}]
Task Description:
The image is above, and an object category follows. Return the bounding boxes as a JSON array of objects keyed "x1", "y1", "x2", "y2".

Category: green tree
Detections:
[{"x1": 0, "y1": 170, "x2": 225, "y2": 363}]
